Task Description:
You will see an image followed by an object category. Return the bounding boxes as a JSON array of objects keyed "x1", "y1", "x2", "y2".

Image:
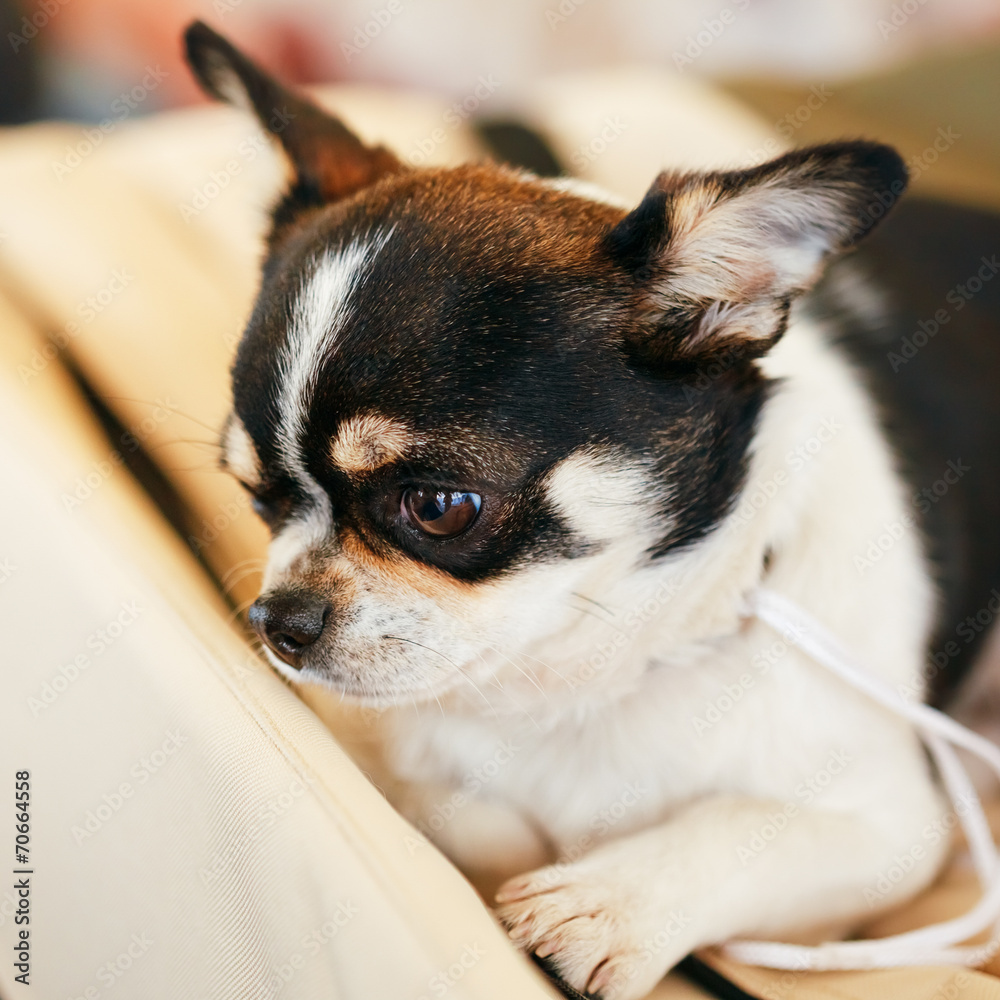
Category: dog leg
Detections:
[{"x1": 496, "y1": 792, "x2": 948, "y2": 1000}]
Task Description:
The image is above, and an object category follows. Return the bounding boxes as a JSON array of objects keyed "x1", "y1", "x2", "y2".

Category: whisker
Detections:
[
  {"x1": 454, "y1": 669, "x2": 499, "y2": 719},
  {"x1": 519, "y1": 647, "x2": 568, "y2": 682},
  {"x1": 158, "y1": 461, "x2": 233, "y2": 475},
  {"x1": 427, "y1": 685, "x2": 446, "y2": 717},
  {"x1": 484, "y1": 643, "x2": 547, "y2": 699},
  {"x1": 472, "y1": 649, "x2": 543, "y2": 730},
  {"x1": 570, "y1": 591, "x2": 615, "y2": 617},
  {"x1": 101, "y1": 395, "x2": 224, "y2": 437},
  {"x1": 384, "y1": 635, "x2": 458, "y2": 668},
  {"x1": 566, "y1": 601, "x2": 614, "y2": 627},
  {"x1": 467, "y1": 649, "x2": 505, "y2": 691},
  {"x1": 144, "y1": 437, "x2": 221, "y2": 451},
  {"x1": 383, "y1": 636, "x2": 463, "y2": 719},
  {"x1": 405, "y1": 687, "x2": 419, "y2": 717}
]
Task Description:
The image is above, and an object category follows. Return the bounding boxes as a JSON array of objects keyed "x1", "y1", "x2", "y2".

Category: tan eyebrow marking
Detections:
[
  {"x1": 329, "y1": 414, "x2": 414, "y2": 473},
  {"x1": 221, "y1": 413, "x2": 262, "y2": 488}
]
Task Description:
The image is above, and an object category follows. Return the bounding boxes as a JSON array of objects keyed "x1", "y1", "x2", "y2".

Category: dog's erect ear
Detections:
[
  {"x1": 183, "y1": 20, "x2": 402, "y2": 210},
  {"x1": 604, "y1": 141, "x2": 907, "y2": 364}
]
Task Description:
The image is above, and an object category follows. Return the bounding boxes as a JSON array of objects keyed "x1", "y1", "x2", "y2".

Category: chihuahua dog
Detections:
[{"x1": 184, "y1": 21, "x2": 1000, "y2": 999}]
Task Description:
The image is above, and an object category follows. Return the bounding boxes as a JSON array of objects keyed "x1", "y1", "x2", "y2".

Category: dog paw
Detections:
[{"x1": 495, "y1": 862, "x2": 692, "y2": 1000}]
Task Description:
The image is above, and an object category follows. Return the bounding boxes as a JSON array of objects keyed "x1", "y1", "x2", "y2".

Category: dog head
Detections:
[{"x1": 186, "y1": 22, "x2": 906, "y2": 705}]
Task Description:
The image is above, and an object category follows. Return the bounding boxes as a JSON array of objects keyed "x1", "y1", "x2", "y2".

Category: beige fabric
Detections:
[
  {"x1": 0, "y1": 296, "x2": 567, "y2": 998},
  {"x1": 2, "y1": 64, "x2": 999, "y2": 999}
]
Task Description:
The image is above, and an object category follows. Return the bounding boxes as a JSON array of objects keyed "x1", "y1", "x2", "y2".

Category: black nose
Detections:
[{"x1": 248, "y1": 591, "x2": 331, "y2": 668}]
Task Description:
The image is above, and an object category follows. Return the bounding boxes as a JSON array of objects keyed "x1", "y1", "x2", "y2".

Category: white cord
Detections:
[{"x1": 721, "y1": 587, "x2": 1000, "y2": 971}]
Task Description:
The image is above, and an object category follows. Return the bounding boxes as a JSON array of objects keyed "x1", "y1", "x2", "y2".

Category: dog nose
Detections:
[{"x1": 248, "y1": 591, "x2": 331, "y2": 668}]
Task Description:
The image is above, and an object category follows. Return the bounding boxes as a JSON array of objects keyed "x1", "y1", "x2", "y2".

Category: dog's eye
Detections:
[{"x1": 401, "y1": 489, "x2": 481, "y2": 538}]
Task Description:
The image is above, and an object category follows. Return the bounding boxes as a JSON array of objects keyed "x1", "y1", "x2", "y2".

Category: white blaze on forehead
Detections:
[
  {"x1": 276, "y1": 228, "x2": 394, "y2": 509},
  {"x1": 546, "y1": 447, "x2": 663, "y2": 544},
  {"x1": 221, "y1": 413, "x2": 262, "y2": 487},
  {"x1": 330, "y1": 413, "x2": 415, "y2": 473}
]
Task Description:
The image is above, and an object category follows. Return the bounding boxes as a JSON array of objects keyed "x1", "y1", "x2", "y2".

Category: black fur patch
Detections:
[
  {"x1": 230, "y1": 167, "x2": 774, "y2": 579},
  {"x1": 816, "y1": 197, "x2": 1000, "y2": 705}
]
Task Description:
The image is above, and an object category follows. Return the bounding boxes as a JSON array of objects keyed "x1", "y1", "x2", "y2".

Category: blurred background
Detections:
[
  {"x1": 4, "y1": 0, "x2": 1000, "y2": 207},
  {"x1": 1, "y1": 0, "x2": 999, "y2": 115}
]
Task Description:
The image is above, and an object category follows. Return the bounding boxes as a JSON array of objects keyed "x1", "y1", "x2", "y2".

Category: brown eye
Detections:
[{"x1": 401, "y1": 489, "x2": 481, "y2": 538}]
